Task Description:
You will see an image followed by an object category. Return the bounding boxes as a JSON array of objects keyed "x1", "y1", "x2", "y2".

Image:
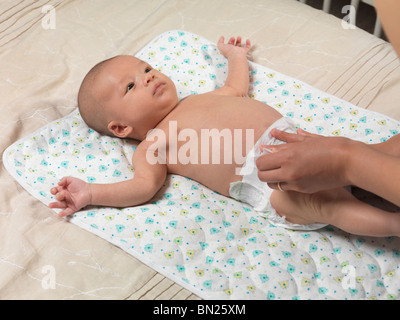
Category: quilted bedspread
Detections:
[{"x1": 4, "y1": 30, "x2": 400, "y2": 300}]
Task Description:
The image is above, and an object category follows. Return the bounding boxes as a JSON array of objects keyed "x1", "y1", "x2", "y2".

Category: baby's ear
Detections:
[{"x1": 107, "y1": 121, "x2": 133, "y2": 138}]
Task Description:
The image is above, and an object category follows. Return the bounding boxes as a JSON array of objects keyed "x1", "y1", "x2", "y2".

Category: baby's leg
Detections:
[{"x1": 270, "y1": 188, "x2": 400, "y2": 237}]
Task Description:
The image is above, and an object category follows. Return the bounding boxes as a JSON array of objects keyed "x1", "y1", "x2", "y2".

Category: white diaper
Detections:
[{"x1": 229, "y1": 117, "x2": 328, "y2": 231}]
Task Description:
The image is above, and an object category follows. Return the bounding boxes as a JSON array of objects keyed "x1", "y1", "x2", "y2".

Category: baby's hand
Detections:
[
  {"x1": 217, "y1": 36, "x2": 251, "y2": 58},
  {"x1": 49, "y1": 177, "x2": 92, "y2": 217}
]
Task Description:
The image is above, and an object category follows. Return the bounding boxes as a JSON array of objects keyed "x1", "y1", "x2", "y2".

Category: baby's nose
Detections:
[{"x1": 143, "y1": 73, "x2": 154, "y2": 85}]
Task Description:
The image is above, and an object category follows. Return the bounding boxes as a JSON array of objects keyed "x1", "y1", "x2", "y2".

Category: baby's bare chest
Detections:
[
  {"x1": 153, "y1": 93, "x2": 279, "y2": 166},
  {"x1": 149, "y1": 94, "x2": 282, "y2": 195},
  {"x1": 165, "y1": 93, "x2": 279, "y2": 134}
]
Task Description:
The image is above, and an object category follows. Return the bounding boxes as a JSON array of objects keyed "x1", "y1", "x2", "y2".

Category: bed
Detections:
[{"x1": 1, "y1": 0, "x2": 399, "y2": 300}]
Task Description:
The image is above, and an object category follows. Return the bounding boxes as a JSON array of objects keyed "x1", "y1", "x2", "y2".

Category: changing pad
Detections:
[{"x1": 3, "y1": 30, "x2": 400, "y2": 300}]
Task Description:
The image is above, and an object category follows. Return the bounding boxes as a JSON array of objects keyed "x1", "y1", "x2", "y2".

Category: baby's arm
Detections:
[
  {"x1": 49, "y1": 142, "x2": 167, "y2": 217},
  {"x1": 215, "y1": 36, "x2": 251, "y2": 97}
]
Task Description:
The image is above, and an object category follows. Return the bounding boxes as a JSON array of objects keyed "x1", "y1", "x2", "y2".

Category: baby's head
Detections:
[{"x1": 78, "y1": 55, "x2": 178, "y2": 140}]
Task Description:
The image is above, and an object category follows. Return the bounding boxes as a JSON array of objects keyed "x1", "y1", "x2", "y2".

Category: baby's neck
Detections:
[{"x1": 133, "y1": 100, "x2": 182, "y2": 142}]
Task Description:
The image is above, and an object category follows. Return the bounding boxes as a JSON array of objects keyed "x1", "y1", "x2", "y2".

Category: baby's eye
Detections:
[
  {"x1": 145, "y1": 67, "x2": 152, "y2": 73},
  {"x1": 126, "y1": 83, "x2": 134, "y2": 93}
]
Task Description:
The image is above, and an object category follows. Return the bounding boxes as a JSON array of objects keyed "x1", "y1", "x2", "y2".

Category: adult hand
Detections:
[{"x1": 256, "y1": 128, "x2": 351, "y2": 193}]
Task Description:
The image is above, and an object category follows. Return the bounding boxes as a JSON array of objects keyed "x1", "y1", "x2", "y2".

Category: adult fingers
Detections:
[
  {"x1": 255, "y1": 149, "x2": 287, "y2": 171},
  {"x1": 256, "y1": 152, "x2": 298, "y2": 186},
  {"x1": 258, "y1": 143, "x2": 288, "y2": 154},
  {"x1": 270, "y1": 129, "x2": 305, "y2": 143},
  {"x1": 267, "y1": 181, "x2": 301, "y2": 193},
  {"x1": 297, "y1": 128, "x2": 321, "y2": 138},
  {"x1": 267, "y1": 181, "x2": 288, "y2": 192},
  {"x1": 257, "y1": 167, "x2": 285, "y2": 184}
]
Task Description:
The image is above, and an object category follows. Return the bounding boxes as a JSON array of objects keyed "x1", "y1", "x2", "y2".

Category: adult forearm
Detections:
[
  {"x1": 257, "y1": 129, "x2": 400, "y2": 203},
  {"x1": 346, "y1": 140, "x2": 400, "y2": 207},
  {"x1": 374, "y1": 0, "x2": 400, "y2": 58}
]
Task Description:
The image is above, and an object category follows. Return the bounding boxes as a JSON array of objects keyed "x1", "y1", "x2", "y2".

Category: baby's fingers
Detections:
[
  {"x1": 235, "y1": 36, "x2": 242, "y2": 47},
  {"x1": 57, "y1": 208, "x2": 75, "y2": 218},
  {"x1": 50, "y1": 185, "x2": 63, "y2": 195},
  {"x1": 245, "y1": 39, "x2": 251, "y2": 50},
  {"x1": 49, "y1": 200, "x2": 67, "y2": 209},
  {"x1": 57, "y1": 177, "x2": 68, "y2": 187},
  {"x1": 55, "y1": 190, "x2": 67, "y2": 201},
  {"x1": 49, "y1": 199, "x2": 76, "y2": 217}
]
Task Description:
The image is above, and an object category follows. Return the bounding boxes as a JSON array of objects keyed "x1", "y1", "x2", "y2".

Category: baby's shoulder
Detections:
[{"x1": 177, "y1": 92, "x2": 228, "y2": 105}]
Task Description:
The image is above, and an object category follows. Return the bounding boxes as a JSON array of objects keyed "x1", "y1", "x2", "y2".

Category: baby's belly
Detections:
[
  {"x1": 165, "y1": 125, "x2": 257, "y2": 195},
  {"x1": 168, "y1": 162, "x2": 242, "y2": 197},
  {"x1": 160, "y1": 94, "x2": 284, "y2": 195}
]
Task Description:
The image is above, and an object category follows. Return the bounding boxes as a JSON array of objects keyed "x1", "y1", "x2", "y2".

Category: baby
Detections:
[{"x1": 50, "y1": 36, "x2": 400, "y2": 237}]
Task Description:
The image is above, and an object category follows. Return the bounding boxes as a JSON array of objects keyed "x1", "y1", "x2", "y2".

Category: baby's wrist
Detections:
[
  {"x1": 86, "y1": 182, "x2": 94, "y2": 206},
  {"x1": 226, "y1": 50, "x2": 247, "y2": 60}
]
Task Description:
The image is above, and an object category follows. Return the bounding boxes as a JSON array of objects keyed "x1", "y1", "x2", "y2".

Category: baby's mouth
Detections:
[{"x1": 153, "y1": 82, "x2": 165, "y2": 96}]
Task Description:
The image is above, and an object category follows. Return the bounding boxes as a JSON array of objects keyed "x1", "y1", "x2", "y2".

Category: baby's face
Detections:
[{"x1": 94, "y1": 55, "x2": 178, "y2": 139}]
